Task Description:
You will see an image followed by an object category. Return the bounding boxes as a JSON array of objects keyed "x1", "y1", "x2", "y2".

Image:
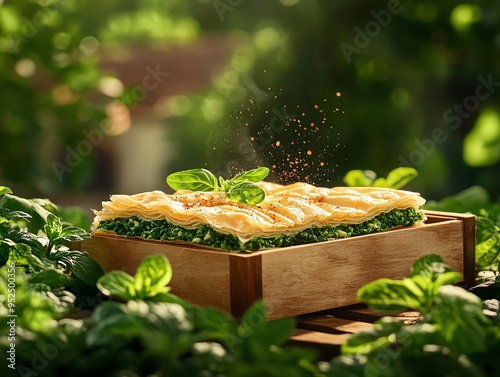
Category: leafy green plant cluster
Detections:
[
  {"x1": 1, "y1": 254, "x2": 324, "y2": 377},
  {"x1": 166, "y1": 167, "x2": 270, "y2": 205},
  {"x1": 425, "y1": 185, "x2": 500, "y2": 273},
  {"x1": 0, "y1": 186, "x2": 103, "y2": 307},
  {"x1": 329, "y1": 254, "x2": 500, "y2": 377}
]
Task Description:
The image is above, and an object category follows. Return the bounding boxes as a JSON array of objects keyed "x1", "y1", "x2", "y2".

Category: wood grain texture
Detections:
[
  {"x1": 260, "y1": 218, "x2": 465, "y2": 319},
  {"x1": 82, "y1": 234, "x2": 232, "y2": 312},
  {"x1": 229, "y1": 254, "x2": 263, "y2": 319}
]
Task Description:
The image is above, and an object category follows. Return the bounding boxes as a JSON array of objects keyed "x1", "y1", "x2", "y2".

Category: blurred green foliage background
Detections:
[{"x1": 1, "y1": 0, "x2": 500, "y2": 204}]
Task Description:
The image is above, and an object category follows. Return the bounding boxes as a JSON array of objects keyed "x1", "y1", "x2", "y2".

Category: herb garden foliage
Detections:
[
  {"x1": 0, "y1": 186, "x2": 102, "y2": 308},
  {"x1": 330, "y1": 254, "x2": 500, "y2": 377}
]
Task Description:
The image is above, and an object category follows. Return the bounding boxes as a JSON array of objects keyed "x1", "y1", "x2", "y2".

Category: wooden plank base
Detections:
[{"x1": 289, "y1": 304, "x2": 422, "y2": 360}]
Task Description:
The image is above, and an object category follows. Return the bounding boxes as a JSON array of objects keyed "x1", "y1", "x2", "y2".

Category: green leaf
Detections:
[
  {"x1": 476, "y1": 216, "x2": 498, "y2": 244},
  {"x1": 96, "y1": 255, "x2": 172, "y2": 300},
  {"x1": 239, "y1": 301, "x2": 268, "y2": 338},
  {"x1": 432, "y1": 285, "x2": 489, "y2": 355},
  {"x1": 226, "y1": 182, "x2": 266, "y2": 205},
  {"x1": 44, "y1": 213, "x2": 63, "y2": 243},
  {"x1": 29, "y1": 268, "x2": 72, "y2": 290},
  {"x1": 410, "y1": 254, "x2": 451, "y2": 280},
  {"x1": 97, "y1": 270, "x2": 136, "y2": 300},
  {"x1": 0, "y1": 193, "x2": 52, "y2": 233},
  {"x1": 357, "y1": 277, "x2": 424, "y2": 312},
  {"x1": 424, "y1": 185, "x2": 490, "y2": 214},
  {"x1": 475, "y1": 216, "x2": 500, "y2": 270},
  {"x1": 373, "y1": 167, "x2": 418, "y2": 189},
  {"x1": 66, "y1": 251, "x2": 104, "y2": 287},
  {"x1": 0, "y1": 186, "x2": 13, "y2": 196},
  {"x1": 341, "y1": 317, "x2": 404, "y2": 355},
  {"x1": 58, "y1": 225, "x2": 91, "y2": 243},
  {"x1": 230, "y1": 167, "x2": 270, "y2": 184},
  {"x1": 342, "y1": 169, "x2": 376, "y2": 187},
  {"x1": 31, "y1": 198, "x2": 60, "y2": 215},
  {"x1": 134, "y1": 254, "x2": 172, "y2": 298},
  {"x1": 166, "y1": 168, "x2": 219, "y2": 191},
  {"x1": 4, "y1": 241, "x2": 49, "y2": 272},
  {"x1": 1, "y1": 209, "x2": 32, "y2": 222}
]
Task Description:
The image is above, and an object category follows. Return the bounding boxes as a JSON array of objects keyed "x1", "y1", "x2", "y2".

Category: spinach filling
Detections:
[{"x1": 96, "y1": 208, "x2": 425, "y2": 252}]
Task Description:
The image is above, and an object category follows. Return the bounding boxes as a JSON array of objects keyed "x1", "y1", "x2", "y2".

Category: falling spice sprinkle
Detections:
[{"x1": 206, "y1": 89, "x2": 346, "y2": 188}]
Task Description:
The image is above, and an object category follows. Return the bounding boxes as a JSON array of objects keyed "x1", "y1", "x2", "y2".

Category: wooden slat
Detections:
[
  {"x1": 287, "y1": 329, "x2": 350, "y2": 360},
  {"x1": 461, "y1": 213, "x2": 476, "y2": 287},
  {"x1": 297, "y1": 315, "x2": 373, "y2": 334},
  {"x1": 291, "y1": 305, "x2": 423, "y2": 360},
  {"x1": 229, "y1": 254, "x2": 263, "y2": 319}
]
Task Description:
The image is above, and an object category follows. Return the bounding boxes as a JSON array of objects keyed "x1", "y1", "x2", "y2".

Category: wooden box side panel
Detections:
[
  {"x1": 82, "y1": 235, "x2": 232, "y2": 312},
  {"x1": 261, "y1": 220, "x2": 465, "y2": 319}
]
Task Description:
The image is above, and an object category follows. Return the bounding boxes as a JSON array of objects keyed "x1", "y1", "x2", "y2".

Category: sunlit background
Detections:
[{"x1": 1, "y1": 0, "x2": 500, "y2": 218}]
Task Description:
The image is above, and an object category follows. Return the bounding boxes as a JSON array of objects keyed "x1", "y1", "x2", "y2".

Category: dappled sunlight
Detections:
[
  {"x1": 464, "y1": 108, "x2": 500, "y2": 166},
  {"x1": 451, "y1": 4, "x2": 482, "y2": 31}
]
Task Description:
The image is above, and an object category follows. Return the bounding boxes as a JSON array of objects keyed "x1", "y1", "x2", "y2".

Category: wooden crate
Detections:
[{"x1": 80, "y1": 211, "x2": 475, "y2": 320}]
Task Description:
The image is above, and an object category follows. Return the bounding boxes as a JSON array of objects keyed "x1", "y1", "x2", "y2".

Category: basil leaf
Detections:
[
  {"x1": 166, "y1": 168, "x2": 219, "y2": 191},
  {"x1": 97, "y1": 254, "x2": 172, "y2": 300},
  {"x1": 230, "y1": 167, "x2": 270, "y2": 184},
  {"x1": 343, "y1": 170, "x2": 376, "y2": 187},
  {"x1": 0, "y1": 193, "x2": 52, "y2": 233},
  {"x1": 29, "y1": 269, "x2": 72, "y2": 290},
  {"x1": 58, "y1": 225, "x2": 91, "y2": 243},
  {"x1": 134, "y1": 254, "x2": 172, "y2": 298},
  {"x1": 0, "y1": 186, "x2": 13, "y2": 196},
  {"x1": 44, "y1": 213, "x2": 63, "y2": 243},
  {"x1": 227, "y1": 182, "x2": 266, "y2": 206},
  {"x1": 97, "y1": 270, "x2": 136, "y2": 300},
  {"x1": 49, "y1": 250, "x2": 104, "y2": 287},
  {"x1": 432, "y1": 285, "x2": 489, "y2": 355},
  {"x1": 357, "y1": 277, "x2": 424, "y2": 312},
  {"x1": 373, "y1": 167, "x2": 418, "y2": 189},
  {"x1": 409, "y1": 254, "x2": 448, "y2": 279},
  {"x1": 0, "y1": 209, "x2": 32, "y2": 222},
  {"x1": 68, "y1": 251, "x2": 105, "y2": 287}
]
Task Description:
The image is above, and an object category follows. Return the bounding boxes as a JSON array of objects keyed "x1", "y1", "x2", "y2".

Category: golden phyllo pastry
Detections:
[{"x1": 92, "y1": 182, "x2": 426, "y2": 252}]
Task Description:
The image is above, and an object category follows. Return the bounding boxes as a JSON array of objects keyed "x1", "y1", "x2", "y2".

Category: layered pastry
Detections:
[{"x1": 91, "y1": 181, "x2": 426, "y2": 252}]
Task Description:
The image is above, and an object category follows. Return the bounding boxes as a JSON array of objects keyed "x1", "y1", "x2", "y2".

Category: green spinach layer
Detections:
[{"x1": 96, "y1": 208, "x2": 425, "y2": 252}]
